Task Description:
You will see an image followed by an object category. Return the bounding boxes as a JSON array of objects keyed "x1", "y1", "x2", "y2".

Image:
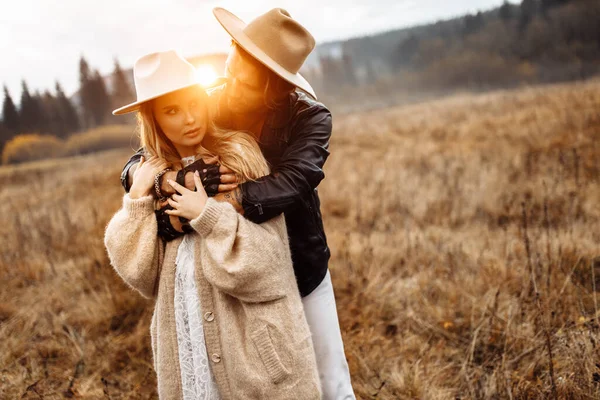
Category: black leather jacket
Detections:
[{"x1": 119, "y1": 89, "x2": 332, "y2": 297}]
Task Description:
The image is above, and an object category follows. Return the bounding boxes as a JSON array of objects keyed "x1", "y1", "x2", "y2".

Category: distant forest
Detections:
[
  {"x1": 306, "y1": 0, "x2": 600, "y2": 102},
  {"x1": 1, "y1": 0, "x2": 599, "y2": 152}
]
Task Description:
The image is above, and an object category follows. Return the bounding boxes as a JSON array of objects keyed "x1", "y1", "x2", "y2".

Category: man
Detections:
[{"x1": 120, "y1": 8, "x2": 355, "y2": 399}]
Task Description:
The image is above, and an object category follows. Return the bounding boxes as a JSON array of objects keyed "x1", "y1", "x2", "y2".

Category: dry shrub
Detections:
[
  {"x1": 64, "y1": 125, "x2": 138, "y2": 156},
  {"x1": 1, "y1": 134, "x2": 65, "y2": 165},
  {"x1": 0, "y1": 125, "x2": 138, "y2": 166},
  {"x1": 2, "y1": 80, "x2": 600, "y2": 398}
]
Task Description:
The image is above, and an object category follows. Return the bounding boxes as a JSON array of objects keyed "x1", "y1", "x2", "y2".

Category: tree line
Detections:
[
  {"x1": 0, "y1": 57, "x2": 135, "y2": 153},
  {"x1": 305, "y1": 0, "x2": 599, "y2": 97},
  {"x1": 388, "y1": 0, "x2": 600, "y2": 88}
]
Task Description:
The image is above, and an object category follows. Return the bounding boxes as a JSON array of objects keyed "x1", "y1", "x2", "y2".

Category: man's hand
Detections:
[
  {"x1": 158, "y1": 157, "x2": 239, "y2": 197},
  {"x1": 160, "y1": 170, "x2": 179, "y2": 196},
  {"x1": 184, "y1": 157, "x2": 239, "y2": 196},
  {"x1": 218, "y1": 166, "x2": 239, "y2": 193}
]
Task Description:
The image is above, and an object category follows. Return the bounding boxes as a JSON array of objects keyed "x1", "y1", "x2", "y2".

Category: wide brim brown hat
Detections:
[{"x1": 213, "y1": 7, "x2": 317, "y2": 100}]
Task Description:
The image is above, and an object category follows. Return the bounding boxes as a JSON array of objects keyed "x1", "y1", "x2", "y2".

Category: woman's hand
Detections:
[
  {"x1": 130, "y1": 155, "x2": 169, "y2": 199},
  {"x1": 165, "y1": 171, "x2": 208, "y2": 221}
]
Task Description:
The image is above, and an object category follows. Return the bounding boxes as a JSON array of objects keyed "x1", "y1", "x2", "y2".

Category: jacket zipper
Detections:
[{"x1": 255, "y1": 203, "x2": 264, "y2": 215}]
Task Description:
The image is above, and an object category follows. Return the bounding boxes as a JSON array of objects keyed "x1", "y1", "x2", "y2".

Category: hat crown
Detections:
[
  {"x1": 242, "y1": 8, "x2": 315, "y2": 74},
  {"x1": 132, "y1": 50, "x2": 198, "y2": 104},
  {"x1": 213, "y1": 7, "x2": 317, "y2": 99}
]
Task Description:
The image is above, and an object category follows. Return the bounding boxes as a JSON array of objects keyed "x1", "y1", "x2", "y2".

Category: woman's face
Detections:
[{"x1": 152, "y1": 85, "x2": 208, "y2": 157}]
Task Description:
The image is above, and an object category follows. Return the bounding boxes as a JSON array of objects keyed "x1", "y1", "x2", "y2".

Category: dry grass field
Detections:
[{"x1": 1, "y1": 80, "x2": 600, "y2": 399}]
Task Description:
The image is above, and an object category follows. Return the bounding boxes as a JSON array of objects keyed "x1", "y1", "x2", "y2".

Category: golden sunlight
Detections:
[{"x1": 195, "y1": 64, "x2": 218, "y2": 87}]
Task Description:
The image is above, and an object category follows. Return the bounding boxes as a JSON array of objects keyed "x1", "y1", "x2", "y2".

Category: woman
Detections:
[
  {"x1": 120, "y1": 9, "x2": 355, "y2": 399},
  {"x1": 104, "y1": 50, "x2": 321, "y2": 399}
]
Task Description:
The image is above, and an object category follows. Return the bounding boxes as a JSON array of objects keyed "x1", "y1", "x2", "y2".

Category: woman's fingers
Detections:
[
  {"x1": 164, "y1": 208, "x2": 180, "y2": 216},
  {"x1": 167, "y1": 179, "x2": 188, "y2": 194},
  {"x1": 167, "y1": 197, "x2": 179, "y2": 208},
  {"x1": 158, "y1": 199, "x2": 169, "y2": 208},
  {"x1": 218, "y1": 183, "x2": 239, "y2": 193}
]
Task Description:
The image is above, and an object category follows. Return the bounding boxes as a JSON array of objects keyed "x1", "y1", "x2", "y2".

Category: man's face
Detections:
[{"x1": 223, "y1": 46, "x2": 268, "y2": 115}]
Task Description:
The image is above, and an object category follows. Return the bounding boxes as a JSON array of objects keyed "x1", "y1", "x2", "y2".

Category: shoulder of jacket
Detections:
[{"x1": 293, "y1": 90, "x2": 331, "y2": 117}]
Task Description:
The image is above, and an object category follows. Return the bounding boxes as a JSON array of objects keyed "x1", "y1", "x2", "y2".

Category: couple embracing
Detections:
[{"x1": 103, "y1": 7, "x2": 355, "y2": 400}]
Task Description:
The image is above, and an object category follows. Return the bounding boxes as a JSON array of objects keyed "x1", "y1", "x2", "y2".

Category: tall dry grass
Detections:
[{"x1": 1, "y1": 80, "x2": 600, "y2": 399}]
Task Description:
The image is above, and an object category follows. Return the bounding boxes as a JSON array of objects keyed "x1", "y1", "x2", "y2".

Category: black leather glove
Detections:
[
  {"x1": 155, "y1": 204, "x2": 194, "y2": 242},
  {"x1": 182, "y1": 158, "x2": 221, "y2": 197}
]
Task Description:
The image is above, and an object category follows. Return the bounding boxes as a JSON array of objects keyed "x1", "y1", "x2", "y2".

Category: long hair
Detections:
[
  {"x1": 231, "y1": 41, "x2": 295, "y2": 110},
  {"x1": 136, "y1": 87, "x2": 269, "y2": 183}
]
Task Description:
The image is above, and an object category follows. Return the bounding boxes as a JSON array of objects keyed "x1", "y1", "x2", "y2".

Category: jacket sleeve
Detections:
[
  {"x1": 240, "y1": 103, "x2": 332, "y2": 223},
  {"x1": 104, "y1": 193, "x2": 165, "y2": 300},
  {"x1": 189, "y1": 198, "x2": 290, "y2": 303},
  {"x1": 120, "y1": 147, "x2": 145, "y2": 193}
]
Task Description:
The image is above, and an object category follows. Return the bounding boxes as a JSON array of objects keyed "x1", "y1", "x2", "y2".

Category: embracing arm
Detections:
[
  {"x1": 120, "y1": 147, "x2": 145, "y2": 193},
  {"x1": 104, "y1": 194, "x2": 166, "y2": 299},
  {"x1": 220, "y1": 103, "x2": 332, "y2": 223},
  {"x1": 188, "y1": 197, "x2": 290, "y2": 303}
]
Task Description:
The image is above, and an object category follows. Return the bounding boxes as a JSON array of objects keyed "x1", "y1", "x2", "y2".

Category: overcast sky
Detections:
[{"x1": 1, "y1": 0, "x2": 507, "y2": 103}]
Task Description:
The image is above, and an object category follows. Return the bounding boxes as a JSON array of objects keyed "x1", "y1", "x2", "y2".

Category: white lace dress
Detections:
[{"x1": 174, "y1": 155, "x2": 221, "y2": 400}]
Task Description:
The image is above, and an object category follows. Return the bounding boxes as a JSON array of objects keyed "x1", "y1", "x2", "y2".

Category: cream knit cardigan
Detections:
[{"x1": 104, "y1": 193, "x2": 321, "y2": 399}]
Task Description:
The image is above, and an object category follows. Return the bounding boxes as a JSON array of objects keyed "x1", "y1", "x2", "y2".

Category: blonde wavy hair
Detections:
[{"x1": 136, "y1": 87, "x2": 269, "y2": 183}]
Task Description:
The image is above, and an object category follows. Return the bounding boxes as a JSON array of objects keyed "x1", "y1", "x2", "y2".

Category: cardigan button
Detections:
[
  {"x1": 204, "y1": 312, "x2": 214, "y2": 322},
  {"x1": 211, "y1": 353, "x2": 221, "y2": 363}
]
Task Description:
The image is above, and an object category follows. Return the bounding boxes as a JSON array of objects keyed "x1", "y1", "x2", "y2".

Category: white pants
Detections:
[{"x1": 302, "y1": 270, "x2": 356, "y2": 400}]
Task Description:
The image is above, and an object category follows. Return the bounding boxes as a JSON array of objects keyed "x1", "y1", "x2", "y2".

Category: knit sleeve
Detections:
[
  {"x1": 188, "y1": 198, "x2": 291, "y2": 303},
  {"x1": 104, "y1": 193, "x2": 165, "y2": 300}
]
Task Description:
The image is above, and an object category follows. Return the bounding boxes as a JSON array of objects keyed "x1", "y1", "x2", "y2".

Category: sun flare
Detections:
[{"x1": 195, "y1": 65, "x2": 218, "y2": 87}]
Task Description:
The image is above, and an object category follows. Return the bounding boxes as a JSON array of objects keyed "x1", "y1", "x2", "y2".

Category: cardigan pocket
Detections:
[{"x1": 250, "y1": 324, "x2": 291, "y2": 384}]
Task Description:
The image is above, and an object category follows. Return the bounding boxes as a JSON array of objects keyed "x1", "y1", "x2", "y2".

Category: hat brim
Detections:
[
  {"x1": 213, "y1": 7, "x2": 317, "y2": 100},
  {"x1": 112, "y1": 78, "x2": 226, "y2": 116}
]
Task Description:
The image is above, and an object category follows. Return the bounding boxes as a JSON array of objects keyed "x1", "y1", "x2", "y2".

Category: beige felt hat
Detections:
[
  {"x1": 213, "y1": 7, "x2": 317, "y2": 100},
  {"x1": 113, "y1": 50, "x2": 215, "y2": 115}
]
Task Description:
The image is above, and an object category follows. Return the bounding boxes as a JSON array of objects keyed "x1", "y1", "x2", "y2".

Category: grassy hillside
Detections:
[{"x1": 1, "y1": 80, "x2": 600, "y2": 399}]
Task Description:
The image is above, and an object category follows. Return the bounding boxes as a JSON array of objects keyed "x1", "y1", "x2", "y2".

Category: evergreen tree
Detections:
[
  {"x1": 41, "y1": 90, "x2": 62, "y2": 137},
  {"x1": 111, "y1": 58, "x2": 135, "y2": 124},
  {"x1": 500, "y1": 1, "x2": 513, "y2": 23},
  {"x1": 55, "y1": 81, "x2": 80, "y2": 135},
  {"x1": 541, "y1": 0, "x2": 570, "y2": 15},
  {"x1": 31, "y1": 90, "x2": 48, "y2": 134},
  {"x1": 111, "y1": 58, "x2": 134, "y2": 106},
  {"x1": 79, "y1": 56, "x2": 94, "y2": 128},
  {"x1": 90, "y1": 70, "x2": 111, "y2": 126},
  {"x1": 392, "y1": 34, "x2": 420, "y2": 70},
  {"x1": 19, "y1": 83, "x2": 47, "y2": 134},
  {"x1": 2, "y1": 85, "x2": 20, "y2": 134},
  {"x1": 0, "y1": 119, "x2": 8, "y2": 154},
  {"x1": 341, "y1": 52, "x2": 357, "y2": 86},
  {"x1": 19, "y1": 80, "x2": 39, "y2": 133},
  {"x1": 464, "y1": 12, "x2": 485, "y2": 36},
  {"x1": 520, "y1": 0, "x2": 538, "y2": 32}
]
